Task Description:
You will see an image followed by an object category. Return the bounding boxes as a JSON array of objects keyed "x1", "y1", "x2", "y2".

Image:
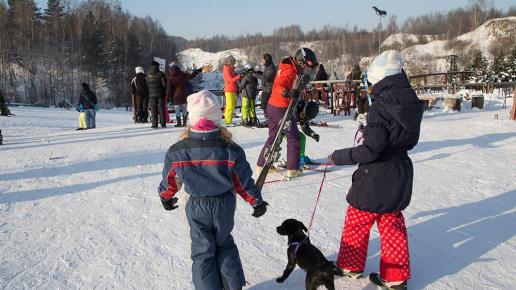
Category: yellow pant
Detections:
[
  {"x1": 224, "y1": 92, "x2": 237, "y2": 125},
  {"x1": 79, "y1": 112, "x2": 88, "y2": 128}
]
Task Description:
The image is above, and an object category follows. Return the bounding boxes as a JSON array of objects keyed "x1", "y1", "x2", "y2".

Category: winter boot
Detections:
[
  {"x1": 182, "y1": 116, "x2": 187, "y2": 127},
  {"x1": 175, "y1": 117, "x2": 182, "y2": 127},
  {"x1": 332, "y1": 265, "x2": 363, "y2": 279},
  {"x1": 369, "y1": 273, "x2": 407, "y2": 290},
  {"x1": 283, "y1": 169, "x2": 303, "y2": 181},
  {"x1": 255, "y1": 165, "x2": 277, "y2": 175}
]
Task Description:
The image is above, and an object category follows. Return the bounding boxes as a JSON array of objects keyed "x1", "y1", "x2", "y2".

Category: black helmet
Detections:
[
  {"x1": 295, "y1": 47, "x2": 318, "y2": 69},
  {"x1": 303, "y1": 101, "x2": 319, "y2": 120}
]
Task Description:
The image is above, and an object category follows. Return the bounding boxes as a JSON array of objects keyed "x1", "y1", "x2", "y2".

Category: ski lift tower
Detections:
[{"x1": 373, "y1": 6, "x2": 387, "y2": 55}]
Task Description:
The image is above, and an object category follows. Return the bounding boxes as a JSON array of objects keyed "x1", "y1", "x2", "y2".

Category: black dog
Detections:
[{"x1": 276, "y1": 219, "x2": 335, "y2": 290}]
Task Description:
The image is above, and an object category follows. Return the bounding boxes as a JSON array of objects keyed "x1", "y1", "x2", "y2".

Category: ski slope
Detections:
[{"x1": 0, "y1": 101, "x2": 515, "y2": 290}]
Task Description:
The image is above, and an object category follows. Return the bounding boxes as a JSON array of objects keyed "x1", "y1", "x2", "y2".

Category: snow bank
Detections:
[{"x1": 1, "y1": 105, "x2": 515, "y2": 289}]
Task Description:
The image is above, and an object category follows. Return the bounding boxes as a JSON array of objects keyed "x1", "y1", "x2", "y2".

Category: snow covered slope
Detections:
[
  {"x1": 401, "y1": 16, "x2": 516, "y2": 72},
  {"x1": 1, "y1": 100, "x2": 515, "y2": 289},
  {"x1": 177, "y1": 48, "x2": 249, "y2": 71},
  {"x1": 381, "y1": 33, "x2": 438, "y2": 49}
]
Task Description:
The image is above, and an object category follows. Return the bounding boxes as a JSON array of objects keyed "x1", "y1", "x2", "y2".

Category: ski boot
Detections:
[
  {"x1": 175, "y1": 117, "x2": 182, "y2": 127},
  {"x1": 255, "y1": 165, "x2": 277, "y2": 175},
  {"x1": 283, "y1": 169, "x2": 303, "y2": 181},
  {"x1": 369, "y1": 273, "x2": 407, "y2": 290}
]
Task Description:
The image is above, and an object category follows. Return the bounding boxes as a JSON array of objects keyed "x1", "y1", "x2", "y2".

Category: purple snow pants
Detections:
[{"x1": 257, "y1": 105, "x2": 300, "y2": 170}]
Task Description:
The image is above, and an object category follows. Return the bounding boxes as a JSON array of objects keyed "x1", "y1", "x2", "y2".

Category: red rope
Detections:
[
  {"x1": 307, "y1": 163, "x2": 329, "y2": 234},
  {"x1": 264, "y1": 179, "x2": 283, "y2": 185}
]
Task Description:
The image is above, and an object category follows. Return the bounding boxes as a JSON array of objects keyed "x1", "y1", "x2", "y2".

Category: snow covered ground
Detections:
[{"x1": 1, "y1": 100, "x2": 515, "y2": 289}]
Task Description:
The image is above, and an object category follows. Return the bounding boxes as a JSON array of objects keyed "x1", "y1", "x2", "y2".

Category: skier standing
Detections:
[
  {"x1": 131, "y1": 67, "x2": 149, "y2": 123},
  {"x1": 257, "y1": 53, "x2": 276, "y2": 122},
  {"x1": 256, "y1": 47, "x2": 318, "y2": 179},
  {"x1": 329, "y1": 51, "x2": 423, "y2": 290},
  {"x1": 78, "y1": 83, "x2": 97, "y2": 128},
  {"x1": 0, "y1": 89, "x2": 11, "y2": 116},
  {"x1": 147, "y1": 61, "x2": 167, "y2": 128},
  {"x1": 166, "y1": 63, "x2": 202, "y2": 127},
  {"x1": 223, "y1": 56, "x2": 241, "y2": 126},
  {"x1": 238, "y1": 64, "x2": 259, "y2": 127},
  {"x1": 296, "y1": 100, "x2": 320, "y2": 167},
  {"x1": 158, "y1": 90, "x2": 268, "y2": 290}
]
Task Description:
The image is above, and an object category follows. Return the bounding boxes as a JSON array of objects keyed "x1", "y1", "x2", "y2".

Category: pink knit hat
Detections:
[{"x1": 187, "y1": 90, "x2": 221, "y2": 131}]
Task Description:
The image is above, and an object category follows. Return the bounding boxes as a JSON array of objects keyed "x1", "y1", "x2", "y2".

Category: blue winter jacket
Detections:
[
  {"x1": 158, "y1": 130, "x2": 263, "y2": 206},
  {"x1": 330, "y1": 72, "x2": 424, "y2": 213}
]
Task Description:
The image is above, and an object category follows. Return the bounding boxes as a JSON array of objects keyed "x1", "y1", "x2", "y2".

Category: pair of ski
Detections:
[{"x1": 256, "y1": 74, "x2": 312, "y2": 190}]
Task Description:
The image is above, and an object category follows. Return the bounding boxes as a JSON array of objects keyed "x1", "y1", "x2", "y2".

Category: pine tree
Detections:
[
  {"x1": 507, "y1": 47, "x2": 516, "y2": 82},
  {"x1": 466, "y1": 50, "x2": 490, "y2": 82},
  {"x1": 81, "y1": 11, "x2": 104, "y2": 82}
]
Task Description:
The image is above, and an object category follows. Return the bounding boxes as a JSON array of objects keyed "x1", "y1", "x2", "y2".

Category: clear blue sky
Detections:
[{"x1": 36, "y1": 0, "x2": 515, "y2": 39}]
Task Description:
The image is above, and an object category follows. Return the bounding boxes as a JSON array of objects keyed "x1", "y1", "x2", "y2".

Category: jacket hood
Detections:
[{"x1": 373, "y1": 72, "x2": 424, "y2": 133}]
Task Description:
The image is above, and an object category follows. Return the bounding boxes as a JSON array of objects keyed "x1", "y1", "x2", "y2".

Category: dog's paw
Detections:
[{"x1": 276, "y1": 277, "x2": 286, "y2": 283}]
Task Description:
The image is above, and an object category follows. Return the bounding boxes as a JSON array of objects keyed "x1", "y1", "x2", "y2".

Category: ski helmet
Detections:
[
  {"x1": 295, "y1": 47, "x2": 318, "y2": 69},
  {"x1": 303, "y1": 101, "x2": 319, "y2": 120},
  {"x1": 244, "y1": 64, "x2": 252, "y2": 71}
]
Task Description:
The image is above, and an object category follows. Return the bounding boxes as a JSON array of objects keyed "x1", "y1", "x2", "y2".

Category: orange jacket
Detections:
[
  {"x1": 223, "y1": 65, "x2": 241, "y2": 93},
  {"x1": 268, "y1": 58, "x2": 298, "y2": 108}
]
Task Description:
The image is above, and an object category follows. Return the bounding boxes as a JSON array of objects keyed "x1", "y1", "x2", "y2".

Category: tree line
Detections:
[
  {"x1": 0, "y1": 0, "x2": 176, "y2": 107},
  {"x1": 184, "y1": 2, "x2": 516, "y2": 66},
  {"x1": 2, "y1": 0, "x2": 514, "y2": 107}
]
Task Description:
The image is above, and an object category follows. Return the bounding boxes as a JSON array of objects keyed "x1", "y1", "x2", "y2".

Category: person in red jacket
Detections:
[
  {"x1": 223, "y1": 55, "x2": 241, "y2": 126},
  {"x1": 256, "y1": 48, "x2": 318, "y2": 178}
]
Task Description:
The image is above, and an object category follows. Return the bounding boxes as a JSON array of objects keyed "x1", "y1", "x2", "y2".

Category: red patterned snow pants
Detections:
[{"x1": 336, "y1": 205, "x2": 411, "y2": 282}]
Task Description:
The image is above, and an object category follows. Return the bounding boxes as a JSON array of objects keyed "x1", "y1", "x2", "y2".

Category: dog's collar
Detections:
[{"x1": 289, "y1": 236, "x2": 309, "y2": 256}]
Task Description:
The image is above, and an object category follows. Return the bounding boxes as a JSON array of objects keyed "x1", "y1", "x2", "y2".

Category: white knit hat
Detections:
[
  {"x1": 367, "y1": 50, "x2": 403, "y2": 85},
  {"x1": 187, "y1": 90, "x2": 221, "y2": 129},
  {"x1": 135, "y1": 67, "x2": 144, "y2": 74}
]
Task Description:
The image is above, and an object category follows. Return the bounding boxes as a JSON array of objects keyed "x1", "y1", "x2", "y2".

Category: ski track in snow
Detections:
[{"x1": 0, "y1": 103, "x2": 515, "y2": 290}]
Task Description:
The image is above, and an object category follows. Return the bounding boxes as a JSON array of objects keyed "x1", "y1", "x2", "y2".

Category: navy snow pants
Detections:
[{"x1": 186, "y1": 192, "x2": 245, "y2": 290}]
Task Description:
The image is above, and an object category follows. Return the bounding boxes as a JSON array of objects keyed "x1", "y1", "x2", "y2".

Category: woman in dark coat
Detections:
[
  {"x1": 329, "y1": 50, "x2": 423, "y2": 289},
  {"x1": 166, "y1": 63, "x2": 202, "y2": 127}
]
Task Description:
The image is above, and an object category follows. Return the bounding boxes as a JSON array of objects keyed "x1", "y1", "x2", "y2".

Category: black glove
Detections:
[
  {"x1": 255, "y1": 70, "x2": 263, "y2": 75},
  {"x1": 252, "y1": 201, "x2": 268, "y2": 218},
  {"x1": 161, "y1": 197, "x2": 178, "y2": 211},
  {"x1": 312, "y1": 134, "x2": 320, "y2": 142},
  {"x1": 195, "y1": 68, "x2": 203, "y2": 74}
]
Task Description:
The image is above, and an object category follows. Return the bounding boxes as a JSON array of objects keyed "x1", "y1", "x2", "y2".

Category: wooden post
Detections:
[
  {"x1": 329, "y1": 83, "x2": 335, "y2": 115},
  {"x1": 511, "y1": 86, "x2": 516, "y2": 121}
]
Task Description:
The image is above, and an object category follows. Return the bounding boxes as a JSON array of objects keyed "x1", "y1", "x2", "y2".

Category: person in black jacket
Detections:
[
  {"x1": 78, "y1": 83, "x2": 98, "y2": 128},
  {"x1": 329, "y1": 51, "x2": 423, "y2": 289},
  {"x1": 131, "y1": 67, "x2": 149, "y2": 123},
  {"x1": 147, "y1": 61, "x2": 167, "y2": 128},
  {"x1": 257, "y1": 53, "x2": 276, "y2": 120},
  {"x1": 238, "y1": 64, "x2": 259, "y2": 127}
]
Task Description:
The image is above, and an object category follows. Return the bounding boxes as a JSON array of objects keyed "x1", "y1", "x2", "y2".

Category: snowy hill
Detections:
[
  {"x1": 1, "y1": 96, "x2": 515, "y2": 289},
  {"x1": 381, "y1": 33, "x2": 439, "y2": 50},
  {"x1": 177, "y1": 48, "x2": 249, "y2": 71},
  {"x1": 400, "y1": 16, "x2": 516, "y2": 73}
]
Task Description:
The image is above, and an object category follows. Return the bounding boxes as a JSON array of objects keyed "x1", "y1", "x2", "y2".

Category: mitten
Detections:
[
  {"x1": 252, "y1": 201, "x2": 268, "y2": 218},
  {"x1": 161, "y1": 197, "x2": 178, "y2": 211}
]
